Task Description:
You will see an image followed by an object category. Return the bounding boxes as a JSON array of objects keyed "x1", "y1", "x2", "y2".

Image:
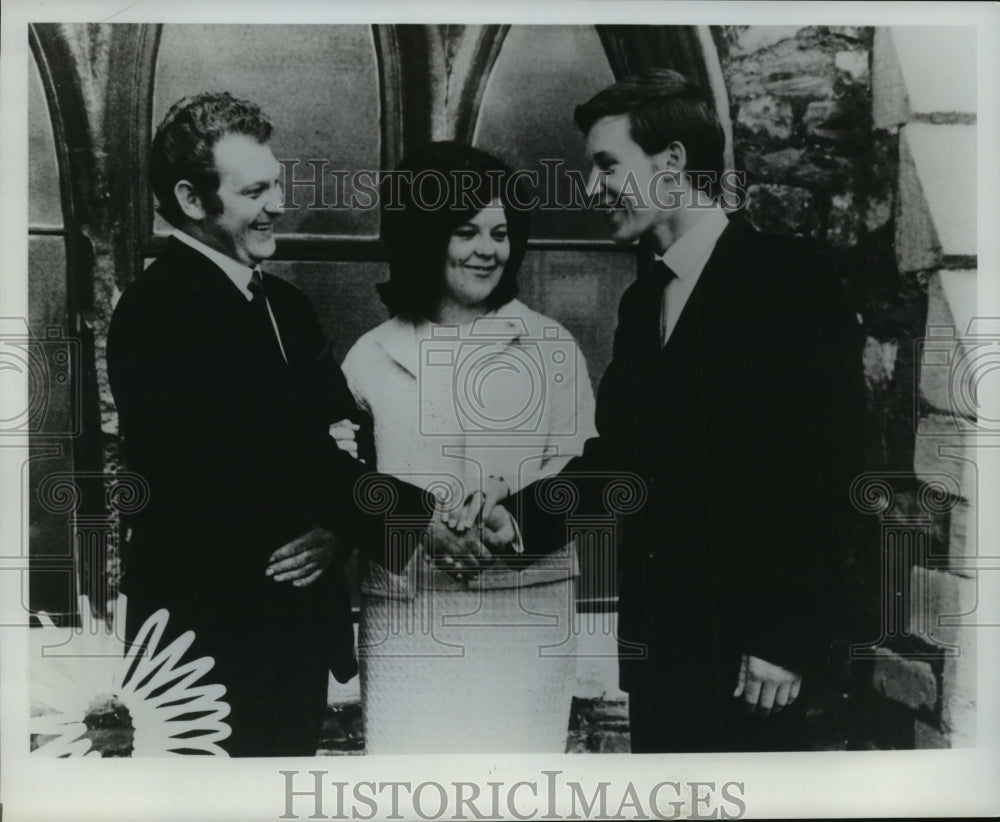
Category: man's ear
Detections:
[
  {"x1": 653, "y1": 141, "x2": 687, "y2": 174},
  {"x1": 174, "y1": 180, "x2": 206, "y2": 221}
]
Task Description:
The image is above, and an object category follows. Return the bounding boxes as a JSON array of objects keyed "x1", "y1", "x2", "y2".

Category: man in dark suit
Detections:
[
  {"x1": 107, "y1": 92, "x2": 474, "y2": 756},
  {"x1": 509, "y1": 70, "x2": 864, "y2": 752}
]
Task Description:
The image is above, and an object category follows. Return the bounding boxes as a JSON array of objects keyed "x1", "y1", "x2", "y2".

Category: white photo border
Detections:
[{"x1": 2, "y1": 1, "x2": 998, "y2": 819}]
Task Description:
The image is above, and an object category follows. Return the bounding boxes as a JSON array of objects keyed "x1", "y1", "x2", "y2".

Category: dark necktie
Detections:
[
  {"x1": 649, "y1": 259, "x2": 678, "y2": 290},
  {"x1": 648, "y1": 260, "x2": 678, "y2": 349},
  {"x1": 248, "y1": 269, "x2": 287, "y2": 366}
]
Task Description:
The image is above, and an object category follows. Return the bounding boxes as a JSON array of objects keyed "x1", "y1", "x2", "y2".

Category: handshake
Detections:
[{"x1": 330, "y1": 420, "x2": 519, "y2": 581}]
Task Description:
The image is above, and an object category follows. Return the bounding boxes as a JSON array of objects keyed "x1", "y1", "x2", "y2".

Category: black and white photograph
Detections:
[{"x1": 1, "y1": 0, "x2": 998, "y2": 819}]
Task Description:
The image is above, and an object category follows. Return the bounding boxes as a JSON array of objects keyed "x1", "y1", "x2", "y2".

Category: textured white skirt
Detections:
[{"x1": 359, "y1": 578, "x2": 578, "y2": 753}]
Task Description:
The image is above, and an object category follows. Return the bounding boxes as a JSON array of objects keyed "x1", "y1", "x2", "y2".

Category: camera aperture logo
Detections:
[
  {"x1": 0, "y1": 318, "x2": 81, "y2": 437},
  {"x1": 419, "y1": 317, "x2": 578, "y2": 438},
  {"x1": 279, "y1": 770, "x2": 747, "y2": 821}
]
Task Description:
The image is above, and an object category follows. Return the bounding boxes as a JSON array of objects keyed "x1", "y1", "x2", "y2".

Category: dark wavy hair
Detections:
[
  {"x1": 574, "y1": 69, "x2": 725, "y2": 196},
  {"x1": 150, "y1": 91, "x2": 273, "y2": 228},
  {"x1": 377, "y1": 142, "x2": 529, "y2": 320}
]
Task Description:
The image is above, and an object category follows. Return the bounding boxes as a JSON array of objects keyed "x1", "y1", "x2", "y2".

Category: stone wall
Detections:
[
  {"x1": 713, "y1": 26, "x2": 980, "y2": 748},
  {"x1": 711, "y1": 25, "x2": 979, "y2": 749},
  {"x1": 867, "y1": 26, "x2": 979, "y2": 749},
  {"x1": 713, "y1": 25, "x2": 875, "y2": 246}
]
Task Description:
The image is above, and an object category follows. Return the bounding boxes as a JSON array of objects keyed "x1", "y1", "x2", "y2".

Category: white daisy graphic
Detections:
[{"x1": 31, "y1": 595, "x2": 231, "y2": 756}]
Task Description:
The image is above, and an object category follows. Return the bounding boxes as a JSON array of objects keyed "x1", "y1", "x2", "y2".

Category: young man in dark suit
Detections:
[
  {"x1": 509, "y1": 69, "x2": 864, "y2": 752},
  {"x1": 107, "y1": 92, "x2": 484, "y2": 756}
]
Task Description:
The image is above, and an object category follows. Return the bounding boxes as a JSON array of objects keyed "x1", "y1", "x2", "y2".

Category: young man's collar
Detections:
[
  {"x1": 173, "y1": 228, "x2": 255, "y2": 300},
  {"x1": 655, "y1": 206, "x2": 729, "y2": 281}
]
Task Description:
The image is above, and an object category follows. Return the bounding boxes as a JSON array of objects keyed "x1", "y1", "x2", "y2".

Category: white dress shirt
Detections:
[
  {"x1": 656, "y1": 207, "x2": 730, "y2": 345},
  {"x1": 172, "y1": 229, "x2": 288, "y2": 363}
]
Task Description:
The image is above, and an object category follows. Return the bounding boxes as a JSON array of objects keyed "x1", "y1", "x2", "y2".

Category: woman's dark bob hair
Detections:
[{"x1": 377, "y1": 141, "x2": 529, "y2": 320}]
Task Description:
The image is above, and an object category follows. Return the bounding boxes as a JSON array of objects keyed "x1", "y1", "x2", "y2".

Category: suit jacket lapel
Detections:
[
  {"x1": 164, "y1": 236, "x2": 252, "y2": 317},
  {"x1": 163, "y1": 237, "x2": 287, "y2": 373},
  {"x1": 659, "y1": 219, "x2": 749, "y2": 357}
]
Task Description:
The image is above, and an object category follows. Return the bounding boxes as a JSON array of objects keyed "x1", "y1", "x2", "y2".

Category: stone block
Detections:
[
  {"x1": 568, "y1": 697, "x2": 631, "y2": 753},
  {"x1": 733, "y1": 26, "x2": 805, "y2": 56},
  {"x1": 865, "y1": 197, "x2": 893, "y2": 232},
  {"x1": 595, "y1": 731, "x2": 631, "y2": 753},
  {"x1": 766, "y1": 73, "x2": 835, "y2": 100},
  {"x1": 742, "y1": 147, "x2": 853, "y2": 190},
  {"x1": 828, "y1": 26, "x2": 868, "y2": 42},
  {"x1": 835, "y1": 50, "x2": 870, "y2": 83},
  {"x1": 872, "y1": 647, "x2": 938, "y2": 712},
  {"x1": 726, "y1": 40, "x2": 834, "y2": 101},
  {"x1": 827, "y1": 191, "x2": 861, "y2": 247},
  {"x1": 903, "y1": 124, "x2": 977, "y2": 259},
  {"x1": 896, "y1": 130, "x2": 942, "y2": 273},
  {"x1": 862, "y1": 336, "x2": 899, "y2": 391},
  {"x1": 909, "y1": 566, "x2": 978, "y2": 652},
  {"x1": 317, "y1": 702, "x2": 364, "y2": 754},
  {"x1": 744, "y1": 184, "x2": 819, "y2": 237},
  {"x1": 865, "y1": 131, "x2": 898, "y2": 232},
  {"x1": 803, "y1": 99, "x2": 868, "y2": 141},
  {"x1": 914, "y1": 718, "x2": 950, "y2": 749},
  {"x1": 948, "y1": 499, "x2": 976, "y2": 578},
  {"x1": 892, "y1": 27, "x2": 977, "y2": 116},
  {"x1": 743, "y1": 147, "x2": 803, "y2": 181},
  {"x1": 873, "y1": 27, "x2": 909, "y2": 129},
  {"x1": 913, "y1": 412, "x2": 976, "y2": 503},
  {"x1": 735, "y1": 95, "x2": 794, "y2": 140},
  {"x1": 937, "y1": 271, "x2": 977, "y2": 335},
  {"x1": 941, "y1": 641, "x2": 976, "y2": 746},
  {"x1": 919, "y1": 270, "x2": 979, "y2": 420}
]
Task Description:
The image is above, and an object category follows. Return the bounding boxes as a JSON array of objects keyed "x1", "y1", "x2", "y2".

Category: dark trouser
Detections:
[
  {"x1": 125, "y1": 582, "x2": 332, "y2": 757},
  {"x1": 626, "y1": 668, "x2": 807, "y2": 753},
  {"x1": 618, "y1": 562, "x2": 810, "y2": 753}
]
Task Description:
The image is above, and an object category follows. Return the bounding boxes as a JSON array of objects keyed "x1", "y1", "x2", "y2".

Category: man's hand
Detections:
[
  {"x1": 733, "y1": 653, "x2": 802, "y2": 716},
  {"x1": 265, "y1": 526, "x2": 336, "y2": 587},
  {"x1": 447, "y1": 475, "x2": 511, "y2": 532},
  {"x1": 426, "y1": 507, "x2": 495, "y2": 581},
  {"x1": 329, "y1": 418, "x2": 361, "y2": 461},
  {"x1": 480, "y1": 504, "x2": 518, "y2": 557}
]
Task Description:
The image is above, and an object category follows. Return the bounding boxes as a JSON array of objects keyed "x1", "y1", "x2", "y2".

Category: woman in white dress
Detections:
[{"x1": 337, "y1": 142, "x2": 597, "y2": 753}]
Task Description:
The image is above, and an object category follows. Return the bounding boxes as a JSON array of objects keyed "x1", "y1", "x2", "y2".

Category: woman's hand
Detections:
[
  {"x1": 447, "y1": 475, "x2": 511, "y2": 532},
  {"x1": 426, "y1": 502, "x2": 496, "y2": 582},
  {"x1": 329, "y1": 418, "x2": 361, "y2": 460}
]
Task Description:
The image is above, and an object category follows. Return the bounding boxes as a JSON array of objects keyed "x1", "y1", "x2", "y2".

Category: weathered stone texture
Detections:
[
  {"x1": 913, "y1": 412, "x2": 976, "y2": 503},
  {"x1": 941, "y1": 645, "x2": 976, "y2": 746},
  {"x1": 909, "y1": 565, "x2": 978, "y2": 651},
  {"x1": 872, "y1": 27, "x2": 909, "y2": 129},
  {"x1": 920, "y1": 271, "x2": 979, "y2": 421},
  {"x1": 872, "y1": 647, "x2": 938, "y2": 712},
  {"x1": 718, "y1": 24, "x2": 873, "y2": 315},
  {"x1": 735, "y1": 94, "x2": 794, "y2": 140},
  {"x1": 566, "y1": 697, "x2": 631, "y2": 753},
  {"x1": 730, "y1": 26, "x2": 806, "y2": 56},
  {"x1": 914, "y1": 718, "x2": 950, "y2": 749},
  {"x1": 743, "y1": 147, "x2": 854, "y2": 191},
  {"x1": 836, "y1": 50, "x2": 870, "y2": 83},
  {"x1": 803, "y1": 98, "x2": 868, "y2": 143},
  {"x1": 827, "y1": 191, "x2": 861, "y2": 247},
  {"x1": 744, "y1": 183, "x2": 819, "y2": 237},
  {"x1": 947, "y1": 499, "x2": 976, "y2": 577},
  {"x1": 862, "y1": 336, "x2": 898, "y2": 391}
]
